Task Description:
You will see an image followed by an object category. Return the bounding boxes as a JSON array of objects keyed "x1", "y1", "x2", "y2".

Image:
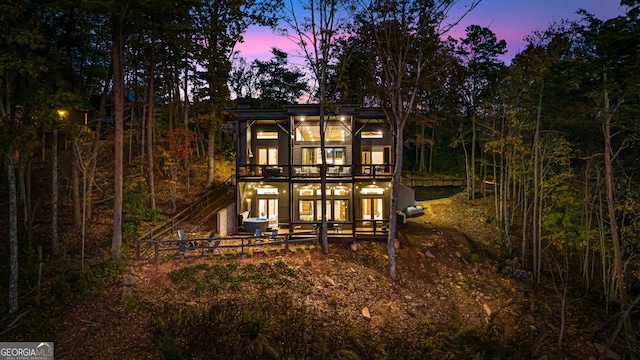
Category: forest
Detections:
[{"x1": 1, "y1": 0, "x2": 639, "y2": 358}]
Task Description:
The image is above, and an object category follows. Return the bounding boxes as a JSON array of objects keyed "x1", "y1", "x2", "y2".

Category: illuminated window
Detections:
[
  {"x1": 360, "y1": 186, "x2": 384, "y2": 195},
  {"x1": 333, "y1": 186, "x2": 349, "y2": 196},
  {"x1": 362, "y1": 130, "x2": 383, "y2": 139},
  {"x1": 256, "y1": 187, "x2": 279, "y2": 195},
  {"x1": 299, "y1": 187, "x2": 314, "y2": 196},
  {"x1": 257, "y1": 131, "x2": 278, "y2": 139}
]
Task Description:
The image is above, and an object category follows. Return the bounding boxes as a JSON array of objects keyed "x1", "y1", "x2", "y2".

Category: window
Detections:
[
  {"x1": 296, "y1": 125, "x2": 319, "y2": 141},
  {"x1": 257, "y1": 131, "x2": 278, "y2": 139},
  {"x1": 299, "y1": 200, "x2": 314, "y2": 221},
  {"x1": 362, "y1": 130, "x2": 383, "y2": 139},
  {"x1": 333, "y1": 200, "x2": 348, "y2": 221},
  {"x1": 257, "y1": 147, "x2": 278, "y2": 165},
  {"x1": 326, "y1": 148, "x2": 345, "y2": 164},
  {"x1": 361, "y1": 186, "x2": 384, "y2": 195},
  {"x1": 256, "y1": 187, "x2": 279, "y2": 195},
  {"x1": 296, "y1": 122, "x2": 350, "y2": 141},
  {"x1": 302, "y1": 147, "x2": 346, "y2": 165},
  {"x1": 299, "y1": 187, "x2": 314, "y2": 196},
  {"x1": 333, "y1": 186, "x2": 349, "y2": 196}
]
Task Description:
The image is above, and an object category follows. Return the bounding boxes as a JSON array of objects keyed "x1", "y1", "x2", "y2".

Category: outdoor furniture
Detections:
[
  {"x1": 270, "y1": 228, "x2": 278, "y2": 241},
  {"x1": 177, "y1": 229, "x2": 195, "y2": 252},
  {"x1": 244, "y1": 218, "x2": 269, "y2": 233},
  {"x1": 255, "y1": 228, "x2": 264, "y2": 242},
  {"x1": 405, "y1": 205, "x2": 424, "y2": 217}
]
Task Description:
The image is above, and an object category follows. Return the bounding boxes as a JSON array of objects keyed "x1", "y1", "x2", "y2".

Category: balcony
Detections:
[{"x1": 237, "y1": 164, "x2": 393, "y2": 180}]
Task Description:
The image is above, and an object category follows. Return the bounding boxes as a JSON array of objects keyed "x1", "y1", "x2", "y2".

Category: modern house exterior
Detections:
[{"x1": 231, "y1": 102, "x2": 411, "y2": 239}]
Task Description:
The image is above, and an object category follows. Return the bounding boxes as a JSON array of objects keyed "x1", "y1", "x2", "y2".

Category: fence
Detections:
[{"x1": 136, "y1": 230, "x2": 319, "y2": 262}]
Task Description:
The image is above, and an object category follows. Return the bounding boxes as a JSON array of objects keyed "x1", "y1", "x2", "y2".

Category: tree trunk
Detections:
[
  {"x1": 532, "y1": 81, "x2": 543, "y2": 282},
  {"x1": 319, "y1": 101, "x2": 328, "y2": 255},
  {"x1": 52, "y1": 125, "x2": 59, "y2": 254},
  {"x1": 147, "y1": 34, "x2": 156, "y2": 210},
  {"x1": 206, "y1": 109, "x2": 216, "y2": 188},
  {"x1": 26, "y1": 159, "x2": 33, "y2": 249},
  {"x1": 72, "y1": 128, "x2": 81, "y2": 227},
  {"x1": 112, "y1": 7, "x2": 126, "y2": 259},
  {"x1": 8, "y1": 147, "x2": 19, "y2": 314},
  {"x1": 388, "y1": 127, "x2": 403, "y2": 281},
  {"x1": 603, "y1": 81, "x2": 628, "y2": 313},
  {"x1": 470, "y1": 113, "x2": 477, "y2": 199},
  {"x1": 86, "y1": 93, "x2": 106, "y2": 220}
]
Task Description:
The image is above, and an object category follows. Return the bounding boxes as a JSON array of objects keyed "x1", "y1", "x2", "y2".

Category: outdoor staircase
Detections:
[{"x1": 135, "y1": 176, "x2": 235, "y2": 257}]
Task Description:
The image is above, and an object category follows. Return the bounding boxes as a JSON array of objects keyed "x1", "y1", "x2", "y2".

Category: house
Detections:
[{"x1": 231, "y1": 102, "x2": 408, "y2": 239}]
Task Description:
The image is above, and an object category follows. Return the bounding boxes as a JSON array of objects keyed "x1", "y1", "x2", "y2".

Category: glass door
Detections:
[
  {"x1": 258, "y1": 198, "x2": 278, "y2": 227},
  {"x1": 361, "y1": 198, "x2": 383, "y2": 220}
]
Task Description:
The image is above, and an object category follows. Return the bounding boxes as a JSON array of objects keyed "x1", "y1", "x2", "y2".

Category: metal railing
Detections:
[
  {"x1": 136, "y1": 230, "x2": 318, "y2": 261},
  {"x1": 237, "y1": 164, "x2": 394, "y2": 180}
]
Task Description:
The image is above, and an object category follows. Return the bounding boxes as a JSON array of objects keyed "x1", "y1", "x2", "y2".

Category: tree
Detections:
[
  {"x1": 282, "y1": 0, "x2": 350, "y2": 254},
  {"x1": 354, "y1": 0, "x2": 479, "y2": 279},
  {"x1": 192, "y1": 0, "x2": 280, "y2": 188},
  {"x1": 111, "y1": 0, "x2": 128, "y2": 259},
  {"x1": 575, "y1": 4, "x2": 640, "y2": 352},
  {"x1": 455, "y1": 25, "x2": 506, "y2": 199},
  {"x1": 253, "y1": 47, "x2": 310, "y2": 107}
]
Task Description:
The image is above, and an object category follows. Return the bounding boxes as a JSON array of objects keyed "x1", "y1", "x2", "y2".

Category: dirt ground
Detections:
[{"x1": 51, "y1": 193, "x2": 612, "y2": 359}]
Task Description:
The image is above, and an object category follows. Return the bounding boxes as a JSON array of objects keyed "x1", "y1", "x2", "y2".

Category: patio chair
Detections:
[
  {"x1": 207, "y1": 230, "x2": 222, "y2": 254},
  {"x1": 270, "y1": 228, "x2": 278, "y2": 241},
  {"x1": 255, "y1": 228, "x2": 264, "y2": 242},
  {"x1": 177, "y1": 229, "x2": 186, "y2": 252}
]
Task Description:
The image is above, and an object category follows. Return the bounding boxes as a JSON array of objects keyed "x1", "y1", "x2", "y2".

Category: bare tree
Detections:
[
  {"x1": 355, "y1": 0, "x2": 479, "y2": 279},
  {"x1": 281, "y1": 0, "x2": 350, "y2": 254}
]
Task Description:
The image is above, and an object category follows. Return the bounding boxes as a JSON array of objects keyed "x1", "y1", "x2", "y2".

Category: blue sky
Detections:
[{"x1": 235, "y1": 0, "x2": 627, "y2": 64}]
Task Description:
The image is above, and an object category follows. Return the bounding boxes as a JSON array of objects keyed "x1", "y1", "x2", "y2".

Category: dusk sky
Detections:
[{"x1": 235, "y1": 0, "x2": 627, "y2": 65}]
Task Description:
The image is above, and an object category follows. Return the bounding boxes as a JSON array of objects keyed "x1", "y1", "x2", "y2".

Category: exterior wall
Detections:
[
  {"x1": 233, "y1": 104, "x2": 397, "y2": 236},
  {"x1": 217, "y1": 202, "x2": 237, "y2": 236}
]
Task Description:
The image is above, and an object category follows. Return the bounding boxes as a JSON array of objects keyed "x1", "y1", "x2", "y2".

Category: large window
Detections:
[
  {"x1": 296, "y1": 185, "x2": 350, "y2": 222},
  {"x1": 361, "y1": 146, "x2": 391, "y2": 174},
  {"x1": 302, "y1": 147, "x2": 345, "y2": 165},
  {"x1": 257, "y1": 147, "x2": 278, "y2": 165},
  {"x1": 296, "y1": 122, "x2": 350, "y2": 142},
  {"x1": 257, "y1": 131, "x2": 278, "y2": 139}
]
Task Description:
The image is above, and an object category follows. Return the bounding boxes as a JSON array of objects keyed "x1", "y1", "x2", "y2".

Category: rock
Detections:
[
  {"x1": 122, "y1": 274, "x2": 135, "y2": 287},
  {"x1": 483, "y1": 303, "x2": 492, "y2": 316},
  {"x1": 350, "y1": 243, "x2": 358, "y2": 251},
  {"x1": 325, "y1": 275, "x2": 336, "y2": 286},
  {"x1": 425, "y1": 251, "x2": 436, "y2": 259},
  {"x1": 361, "y1": 307, "x2": 371, "y2": 319}
]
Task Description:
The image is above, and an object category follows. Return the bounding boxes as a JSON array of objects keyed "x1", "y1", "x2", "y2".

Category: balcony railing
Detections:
[{"x1": 237, "y1": 163, "x2": 394, "y2": 180}]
